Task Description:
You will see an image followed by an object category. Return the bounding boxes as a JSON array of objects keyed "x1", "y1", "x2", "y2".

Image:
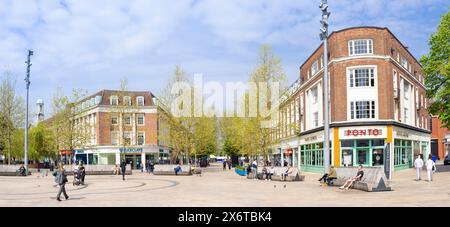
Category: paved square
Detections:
[{"x1": 1, "y1": 168, "x2": 449, "y2": 207}]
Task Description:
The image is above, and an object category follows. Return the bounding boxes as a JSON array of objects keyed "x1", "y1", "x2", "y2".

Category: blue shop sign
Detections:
[
  {"x1": 74, "y1": 150, "x2": 84, "y2": 154},
  {"x1": 119, "y1": 148, "x2": 144, "y2": 153}
]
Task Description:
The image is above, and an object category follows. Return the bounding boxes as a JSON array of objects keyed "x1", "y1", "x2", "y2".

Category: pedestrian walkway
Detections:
[{"x1": 0, "y1": 168, "x2": 449, "y2": 206}]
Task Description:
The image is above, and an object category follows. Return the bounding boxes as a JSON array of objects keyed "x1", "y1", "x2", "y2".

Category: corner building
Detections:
[
  {"x1": 71, "y1": 90, "x2": 171, "y2": 170},
  {"x1": 273, "y1": 27, "x2": 431, "y2": 178}
]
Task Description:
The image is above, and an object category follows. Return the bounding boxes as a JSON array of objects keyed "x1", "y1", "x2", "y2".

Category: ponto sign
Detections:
[{"x1": 345, "y1": 129, "x2": 382, "y2": 137}]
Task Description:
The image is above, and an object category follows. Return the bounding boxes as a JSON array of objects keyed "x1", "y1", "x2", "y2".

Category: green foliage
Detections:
[{"x1": 421, "y1": 10, "x2": 450, "y2": 127}]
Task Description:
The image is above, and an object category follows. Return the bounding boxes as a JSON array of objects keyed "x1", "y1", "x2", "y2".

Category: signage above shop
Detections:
[
  {"x1": 119, "y1": 148, "x2": 143, "y2": 153},
  {"x1": 59, "y1": 150, "x2": 73, "y2": 155},
  {"x1": 344, "y1": 129, "x2": 383, "y2": 137}
]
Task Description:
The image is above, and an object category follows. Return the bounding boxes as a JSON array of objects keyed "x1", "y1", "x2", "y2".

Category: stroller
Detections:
[{"x1": 73, "y1": 167, "x2": 85, "y2": 186}]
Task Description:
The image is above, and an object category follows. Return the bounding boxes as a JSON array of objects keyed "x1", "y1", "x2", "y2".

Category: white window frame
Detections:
[
  {"x1": 311, "y1": 60, "x2": 319, "y2": 76},
  {"x1": 111, "y1": 131, "x2": 119, "y2": 146},
  {"x1": 111, "y1": 115, "x2": 118, "y2": 125},
  {"x1": 124, "y1": 96, "x2": 132, "y2": 106},
  {"x1": 349, "y1": 67, "x2": 375, "y2": 88},
  {"x1": 137, "y1": 96, "x2": 145, "y2": 106},
  {"x1": 401, "y1": 56, "x2": 408, "y2": 69},
  {"x1": 124, "y1": 114, "x2": 132, "y2": 125},
  {"x1": 137, "y1": 132, "x2": 145, "y2": 146},
  {"x1": 137, "y1": 114, "x2": 145, "y2": 126},
  {"x1": 110, "y1": 96, "x2": 118, "y2": 106},
  {"x1": 348, "y1": 39, "x2": 373, "y2": 56},
  {"x1": 350, "y1": 100, "x2": 376, "y2": 120}
]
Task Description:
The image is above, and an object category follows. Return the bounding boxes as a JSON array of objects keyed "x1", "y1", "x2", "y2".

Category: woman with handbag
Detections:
[{"x1": 53, "y1": 163, "x2": 69, "y2": 201}]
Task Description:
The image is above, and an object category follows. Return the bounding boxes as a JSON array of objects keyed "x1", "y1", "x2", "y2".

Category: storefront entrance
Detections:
[
  {"x1": 340, "y1": 139, "x2": 385, "y2": 167},
  {"x1": 125, "y1": 154, "x2": 142, "y2": 170}
]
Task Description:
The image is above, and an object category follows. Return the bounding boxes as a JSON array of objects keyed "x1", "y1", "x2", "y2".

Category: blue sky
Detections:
[{"x1": 0, "y1": 0, "x2": 448, "y2": 117}]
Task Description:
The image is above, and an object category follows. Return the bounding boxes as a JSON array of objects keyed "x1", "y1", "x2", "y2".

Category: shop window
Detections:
[
  {"x1": 357, "y1": 140, "x2": 370, "y2": 147},
  {"x1": 341, "y1": 140, "x2": 354, "y2": 148},
  {"x1": 372, "y1": 139, "x2": 385, "y2": 147},
  {"x1": 372, "y1": 149, "x2": 384, "y2": 166}
]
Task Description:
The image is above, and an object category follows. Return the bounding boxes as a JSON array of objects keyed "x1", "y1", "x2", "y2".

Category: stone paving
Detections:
[{"x1": 0, "y1": 168, "x2": 449, "y2": 207}]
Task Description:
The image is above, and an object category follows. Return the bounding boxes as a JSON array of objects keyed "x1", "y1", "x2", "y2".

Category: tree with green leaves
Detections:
[
  {"x1": 0, "y1": 73, "x2": 25, "y2": 164},
  {"x1": 222, "y1": 44, "x2": 286, "y2": 162},
  {"x1": 421, "y1": 10, "x2": 450, "y2": 127},
  {"x1": 50, "y1": 87, "x2": 91, "y2": 163}
]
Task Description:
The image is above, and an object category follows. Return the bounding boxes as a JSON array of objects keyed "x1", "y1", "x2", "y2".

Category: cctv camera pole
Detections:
[
  {"x1": 24, "y1": 50, "x2": 33, "y2": 176},
  {"x1": 320, "y1": 0, "x2": 331, "y2": 173}
]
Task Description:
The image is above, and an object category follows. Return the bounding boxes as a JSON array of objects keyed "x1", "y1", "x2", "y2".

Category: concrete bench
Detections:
[
  {"x1": 247, "y1": 167, "x2": 305, "y2": 181},
  {"x1": 333, "y1": 167, "x2": 391, "y2": 192},
  {"x1": 65, "y1": 164, "x2": 132, "y2": 175},
  {"x1": 153, "y1": 165, "x2": 192, "y2": 176},
  {"x1": 0, "y1": 165, "x2": 32, "y2": 176}
]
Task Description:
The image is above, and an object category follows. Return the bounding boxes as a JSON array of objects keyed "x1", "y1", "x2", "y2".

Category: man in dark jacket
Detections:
[
  {"x1": 53, "y1": 163, "x2": 69, "y2": 201},
  {"x1": 120, "y1": 161, "x2": 127, "y2": 181}
]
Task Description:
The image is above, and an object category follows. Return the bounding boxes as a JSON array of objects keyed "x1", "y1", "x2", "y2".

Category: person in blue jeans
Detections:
[{"x1": 174, "y1": 164, "x2": 182, "y2": 175}]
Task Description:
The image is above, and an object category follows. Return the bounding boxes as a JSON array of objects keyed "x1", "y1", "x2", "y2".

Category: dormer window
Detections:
[
  {"x1": 137, "y1": 96, "x2": 144, "y2": 106},
  {"x1": 110, "y1": 96, "x2": 118, "y2": 106},
  {"x1": 349, "y1": 39, "x2": 373, "y2": 56},
  {"x1": 123, "y1": 96, "x2": 131, "y2": 106},
  {"x1": 401, "y1": 56, "x2": 408, "y2": 69}
]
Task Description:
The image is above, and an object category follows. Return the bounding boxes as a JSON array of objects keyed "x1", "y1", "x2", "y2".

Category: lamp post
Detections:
[
  {"x1": 320, "y1": 0, "x2": 331, "y2": 173},
  {"x1": 24, "y1": 50, "x2": 33, "y2": 176}
]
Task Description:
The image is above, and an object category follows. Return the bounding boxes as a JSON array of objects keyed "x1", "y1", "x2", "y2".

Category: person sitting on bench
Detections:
[
  {"x1": 17, "y1": 164, "x2": 27, "y2": 176},
  {"x1": 339, "y1": 165, "x2": 364, "y2": 190},
  {"x1": 174, "y1": 164, "x2": 182, "y2": 175},
  {"x1": 281, "y1": 165, "x2": 294, "y2": 181},
  {"x1": 318, "y1": 166, "x2": 337, "y2": 186}
]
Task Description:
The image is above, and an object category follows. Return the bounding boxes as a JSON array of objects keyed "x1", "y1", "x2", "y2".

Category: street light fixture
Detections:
[
  {"x1": 320, "y1": 0, "x2": 331, "y2": 173},
  {"x1": 24, "y1": 50, "x2": 33, "y2": 176}
]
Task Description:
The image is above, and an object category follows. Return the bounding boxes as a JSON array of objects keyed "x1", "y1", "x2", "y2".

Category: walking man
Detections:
[
  {"x1": 53, "y1": 163, "x2": 69, "y2": 201},
  {"x1": 414, "y1": 155, "x2": 424, "y2": 181},
  {"x1": 120, "y1": 160, "x2": 127, "y2": 181},
  {"x1": 426, "y1": 155, "x2": 436, "y2": 182}
]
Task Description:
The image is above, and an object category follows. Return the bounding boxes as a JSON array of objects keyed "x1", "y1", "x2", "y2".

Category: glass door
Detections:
[{"x1": 356, "y1": 148, "x2": 370, "y2": 166}]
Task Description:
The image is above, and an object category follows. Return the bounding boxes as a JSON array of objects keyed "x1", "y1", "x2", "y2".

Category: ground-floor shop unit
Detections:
[
  {"x1": 273, "y1": 122, "x2": 430, "y2": 179},
  {"x1": 74, "y1": 145, "x2": 171, "y2": 170}
]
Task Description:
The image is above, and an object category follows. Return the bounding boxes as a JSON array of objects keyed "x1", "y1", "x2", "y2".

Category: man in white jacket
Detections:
[
  {"x1": 425, "y1": 155, "x2": 436, "y2": 182},
  {"x1": 414, "y1": 155, "x2": 424, "y2": 181}
]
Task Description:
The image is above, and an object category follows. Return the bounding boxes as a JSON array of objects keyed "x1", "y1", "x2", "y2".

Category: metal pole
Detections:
[
  {"x1": 320, "y1": 0, "x2": 331, "y2": 174},
  {"x1": 24, "y1": 50, "x2": 33, "y2": 176}
]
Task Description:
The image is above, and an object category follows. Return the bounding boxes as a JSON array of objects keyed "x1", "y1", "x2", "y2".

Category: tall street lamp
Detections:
[
  {"x1": 320, "y1": 0, "x2": 331, "y2": 173},
  {"x1": 24, "y1": 50, "x2": 33, "y2": 176}
]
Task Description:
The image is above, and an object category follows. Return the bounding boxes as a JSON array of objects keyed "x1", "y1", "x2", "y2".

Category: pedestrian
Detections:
[
  {"x1": 228, "y1": 159, "x2": 231, "y2": 170},
  {"x1": 53, "y1": 163, "x2": 69, "y2": 201},
  {"x1": 252, "y1": 160, "x2": 258, "y2": 180},
  {"x1": 414, "y1": 154, "x2": 424, "y2": 181},
  {"x1": 426, "y1": 154, "x2": 436, "y2": 182},
  {"x1": 79, "y1": 162, "x2": 86, "y2": 185},
  {"x1": 120, "y1": 160, "x2": 127, "y2": 181},
  {"x1": 223, "y1": 160, "x2": 227, "y2": 171}
]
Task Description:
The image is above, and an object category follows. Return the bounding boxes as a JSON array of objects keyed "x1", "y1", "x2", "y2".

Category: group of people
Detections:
[
  {"x1": 222, "y1": 159, "x2": 232, "y2": 171},
  {"x1": 245, "y1": 160, "x2": 295, "y2": 182},
  {"x1": 318, "y1": 165, "x2": 364, "y2": 190},
  {"x1": 414, "y1": 154, "x2": 437, "y2": 182}
]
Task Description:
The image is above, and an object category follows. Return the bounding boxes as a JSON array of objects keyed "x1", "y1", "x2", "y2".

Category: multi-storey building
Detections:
[
  {"x1": 431, "y1": 116, "x2": 450, "y2": 160},
  {"x1": 71, "y1": 90, "x2": 171, "y2": 170},
  {"x1": 272, "y1": 27, "x2": 431, "y2": 178}
]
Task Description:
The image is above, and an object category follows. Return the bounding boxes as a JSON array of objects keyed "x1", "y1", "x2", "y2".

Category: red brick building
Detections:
[
  {"x1": 272, "y1": 27, "x2": 431, "y2": 177},
  {"x1": 431, "y1": 116, "x2": 450, "y2": 160},
  {"x1": 71, "y1": 90, "x2": 170, "y2": 169}
]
